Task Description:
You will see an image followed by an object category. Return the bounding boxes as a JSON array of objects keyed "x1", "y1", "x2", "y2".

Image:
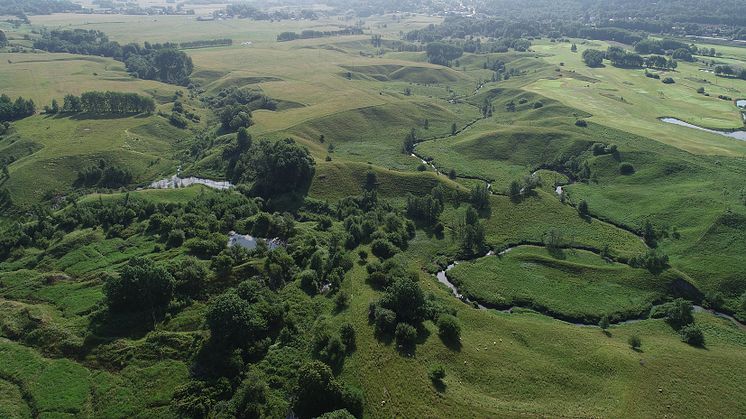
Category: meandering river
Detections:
[
  {"x1": 661, "y1": 117, "x2": 746, "y2": 141},
  {"x1": 434, "y1": 246, "x2": 745, "y2": 329}
]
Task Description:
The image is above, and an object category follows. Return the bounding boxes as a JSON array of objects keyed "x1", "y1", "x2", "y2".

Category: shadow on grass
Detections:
[
  {"x1": 439, "y1": 334, "x2": 462, "y2": 352},
  {"x1": 432, "y1": 379, "x2": 447, "y2": 393}
]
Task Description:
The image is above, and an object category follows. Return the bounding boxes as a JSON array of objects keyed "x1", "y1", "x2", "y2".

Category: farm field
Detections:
[{"x1": 1, "y1": 4, "x2": 745, "y2": 418}]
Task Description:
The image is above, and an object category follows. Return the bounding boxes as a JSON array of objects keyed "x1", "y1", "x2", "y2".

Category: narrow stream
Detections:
[
  {"x1": 660, "y1": 117, "x2": 746, "y2": 141},
  {"x1": 434, "y1": 246, "x2": 745, "y2": 329}
]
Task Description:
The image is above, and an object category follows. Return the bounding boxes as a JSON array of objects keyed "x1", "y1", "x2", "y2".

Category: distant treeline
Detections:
[
  {"x1": 33, "y1": 29, "x2": 193, "y2": 86},
  {"x1": 0, "y1": 0, "x2": 81, "y2": 16},
  {"x1": 0, "y1": 94, "x2": 35, "y2": 122},
  {"x1": 277, "y1": 28, "x2": 363, "y2": 42},
  {"x1": 219, "y1": 4, "x2": 318, "y2": 20},
  {"x1": 179, "y1": 39, "x2": 232, "y2": 49},
  {"x1": 58, "y1": 91, "x2": 155, "y2": 114}
]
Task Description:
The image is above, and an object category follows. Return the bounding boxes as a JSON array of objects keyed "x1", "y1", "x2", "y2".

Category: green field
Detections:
[{"x1": 1, "y1": 8, "x2": 745, "y2": 419}]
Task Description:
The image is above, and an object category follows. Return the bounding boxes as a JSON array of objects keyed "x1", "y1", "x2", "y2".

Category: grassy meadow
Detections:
[{"x1": 0, "y1": 10, "x2": 745, "y2": 419}]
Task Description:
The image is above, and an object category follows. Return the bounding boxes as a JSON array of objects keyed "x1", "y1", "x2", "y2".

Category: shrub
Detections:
[
  {"x1": 335, "y1": 290, "x2": 350, "y2": 309},
  {"x1": 575, "y1": 119, "x2": 588, "y2": 127},
  {"x1": 298, "y1": 269, "x2": 319, "y2": 294},
  {"x1": 428, "y1": 364, "x2": 446, "y2": 382},
  {"x1": 374, "y1": 307, "x2": 397, "y2": 333},
  {"x1": 437, "y1": 314, "x2": 461, "y2": 342},
  {"x1": 619, "y1": 162, "x2": 635, "y2": 175},
  {"x1": 358, "y1": 250, "x2": 368, "y2": 261},
  {"x1": 533, "y1": 101, "x2": 543, "y2": 109},
  {"x1": 628, "y1": 334, "x2": 641, "y2": 350},
  {"x1": 598, "y1": 315, "x2": 610, "y2": 330},
  {"x1": 650, "y1": 298, "x2": 693, "y2": 328},
  {"x1": 339, "y1": 323, "x2": 356, "y2": 350},
  {"x1": 661, "y1": 77, "x2": 675, "y2": 84},
  {"x1": 680, "y1": 324, "x2": 705, "y2": 346},
  {"x1": 577, "y1": 199, "x2": 589, "y2": 216},
  {"x1": 371, "y1": 238, "x2": 399, "y2": 259},
  {"x1": 395, "y1": 322, "x2": 417, "y2": 346}
]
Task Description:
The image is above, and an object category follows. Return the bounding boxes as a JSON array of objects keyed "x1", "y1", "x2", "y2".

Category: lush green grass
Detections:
[
  {"x1": 1, "y1": 13, "x2": 745, "y2": 419},
  {"x1": 0, "y1": 52, "x2": 178, "y2": 107},
  {"x1": 2, "y1": 113, "x2": 182, "y2": 207},
  {"x1": 447, "y1": 246, "x2": 679, "y2": 322},
  {"x1": 332, "y1": 245, "x2": 746, "y2": 418},
  {"x1": 526, "y1": 39, "x2": 746, "y2": 156}
]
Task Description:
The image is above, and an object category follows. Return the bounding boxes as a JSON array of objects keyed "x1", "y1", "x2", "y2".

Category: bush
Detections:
[
  {"x1": 577, "y1": 199, "x2": 589, "y2": 216},
  {"x1": 298, "y1": 269, "x2": 320, "y2": 295},
  {"x1": 619, "y1": 162, "x2": 635, "y2": 175},
  {"x1": 374, "y1": 307, "x2": 397, "y2": 334},
  {"x1": 371, "y1": 238, "x2": 399, "y2": 259},
  {"x1": 166, "y1": 229, "x2": 185, "y2": 248},
  {"x1": 335, "y1": 290, "x2": 350, "y2": 309},
  {"x1": 661, "y1": 77, "x2": 675, "y2": 84},
  {"x1": 428, "y1": 364, "x2": 446, "y2": 382},
  {"x1": 339, "y1": 323, "x2": 356, "y2": 350},
  {"x1": 598, "y1": 315, "x2": 610, "y2": 330},
  {"x1": 575, "y1": 119, "x2": 588, "y2": 127},
  {"x1": 680, "y1": 324, "x2": 705, "y2": 346},
  {"x1": 395, "y1": 322, "x2": 417, "y2": 346},
  {"x1": 628, "y1": 334, "x2": 642, "y2": 350},
  {"x1": 533, "y1": 101, "x2": 543, "y2": 109},
  {"x1": 104, "y1": 257, "x2": 174, "y2": 313},
  {"x1": 650, "y1": 298, "x2": 693, "y2": 329},
  {"x1": 437, "y1": 314, "x2": 461, "y2": 342},
  {"x1": 358, "y1": 250, "x2": 367, "y2": 261}
]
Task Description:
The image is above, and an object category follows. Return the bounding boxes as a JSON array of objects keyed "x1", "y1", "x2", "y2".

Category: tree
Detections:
[
  {"x1": 247, "y1": 138, "x2": 315, "y2": 198},
  {"x1": 379, "y1": 276, "x2": 426, "y2": 325},
  {"x1": 570, "y1": 43, "x2": 577, "y2": 53},
  {"x1": 205, "y1": 292, "x2": 266, "y2": 347},
  {"x1": 402, "y1": 128, "x2": 417, "y2": 153},
  {"x1": 470, "y1": 184, "x2": 490, "y2": 211},
  {"x1": 451, "y1": 123, "x2": 457, "y2": 135},
  {"x1": 437, "y1": 314, "x2": 461, "y2": 342},
  {"x1": 628, "y1": 334, "x2": 642, "y2": 350},
  {"x1": 425, "y1": 42, "x2": 463, "y2": 65},
  {"x1": 582, "y1": 49, "x2": 604, "y2": 67},
  {"x1": 507, "y1": 180, "x2": 522, "y2": 201},
  {"x1": 294, "y1": 361, "x2": 363, "y2": 418},
  {"x1": 236, "y1": 127, "x2": 251, "y2": 151},
  {"x1": 49, "y1": 98, "x2": 59, "y2": 114},
  {"x1": 598, "y1": 315, "x2": 610, "y2": 331},
  {"x1": 680, "y1": 324, "x2": 705, "y2": 346},
  {"x1": 395, "y1": 322, "x2": 417, "y2": 347},
  {"x1": 672, "y1": 48, "x2": 693, "y2": 61},
  {"x1": 619, "y1": 162, "x2": 635, "y2": 175},
  {"x1": 578, "y1": 199, "x2": 589, "y2": 216},
  {"x1": 0, "y1": 30, "x2": 7, "y2": 48},
  {"x1": 428, "y1": 364, "x2": 446, "y2": 383},
  {"x1": 104, "y1": 257, "x2": 174, "y2": 314}
]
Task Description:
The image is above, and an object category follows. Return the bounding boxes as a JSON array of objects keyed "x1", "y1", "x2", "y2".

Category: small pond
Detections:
[
  {"x1": 660, "y1": 118, "x2": 746, "y2": 141},
  {"x1": 228, "y1": 232, "x2": 282, "y2": 250}
]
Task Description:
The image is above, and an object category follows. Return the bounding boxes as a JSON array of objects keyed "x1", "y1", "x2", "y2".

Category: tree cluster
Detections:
[
  {"x1": 33, "y1": 29, "x2": 194, "y2": 85},
  {"x1": 56, "y1": 91, "x2": 155, "y2": 114},
  {"x1": 0, "y1": 94, "x2": 35, "y2": 122}
]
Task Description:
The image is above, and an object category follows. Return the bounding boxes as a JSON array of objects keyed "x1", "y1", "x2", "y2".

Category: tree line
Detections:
[
  {"x1": 179, "y1": 38, "x2": 232, "y2": 49},
  {"x1": 51, "y1": 91, "x2": 156, "y2": 114},
  {"x1": 33, "y1": 29, "x2": 193, "y2": 85},
  {"x1": 0, "y1": 94, "x2": 35, "y2": 122},
  {"x1": 277, "y1": 28, "x2": 363, "y2": 42}
]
